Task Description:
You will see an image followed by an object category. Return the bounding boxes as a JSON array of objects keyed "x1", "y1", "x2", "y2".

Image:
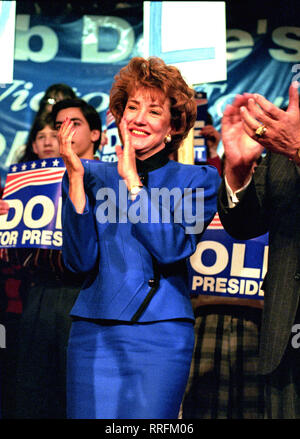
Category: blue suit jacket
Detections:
[{"x1": 62, "y1": 159, "x2": 220, "y2": 322}]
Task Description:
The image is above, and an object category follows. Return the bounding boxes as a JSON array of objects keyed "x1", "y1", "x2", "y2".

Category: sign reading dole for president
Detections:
[
  {"x1": 0, "y1": 158, "x2": 65, "y2": 249},
  {"x1": 188, "y1": 213, "x2": 268, "y2": 300}
]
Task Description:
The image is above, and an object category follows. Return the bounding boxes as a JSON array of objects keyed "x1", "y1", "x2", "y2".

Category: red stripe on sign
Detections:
[
  {"x1": 208, "y1": 213, "x2": 223, "y2": 229},
  {"x1": 3, "y1": 168, "x2": 65, "y2": 198},
  {"x1": 106, "y1": 109, "x2": 115, "y2": 127}
]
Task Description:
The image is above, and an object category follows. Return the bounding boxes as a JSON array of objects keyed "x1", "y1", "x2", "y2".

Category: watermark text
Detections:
[{"x1": 95, "y1": 181, "x2": 205, "y2": 235}]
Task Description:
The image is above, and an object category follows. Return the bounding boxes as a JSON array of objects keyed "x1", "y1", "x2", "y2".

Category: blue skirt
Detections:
[{"x1": 67, "y1": 319, "x2": 194, "y2": 419}]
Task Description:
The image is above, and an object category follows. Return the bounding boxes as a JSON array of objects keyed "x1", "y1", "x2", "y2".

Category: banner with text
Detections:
[
  {"x1": 188, "y1": 213, "x2": 268, "y2": 300},
  {"x1": 0, "y1": 158, "x2": 65, "y2": 249},
  {"x1": 0, "y1": 2, "x2": 299, "y2": 184}
]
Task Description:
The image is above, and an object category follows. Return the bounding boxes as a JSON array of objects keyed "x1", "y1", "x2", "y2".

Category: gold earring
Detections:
[{"x1": 164, "y1": 134, "x2": 171, "y2": 143}]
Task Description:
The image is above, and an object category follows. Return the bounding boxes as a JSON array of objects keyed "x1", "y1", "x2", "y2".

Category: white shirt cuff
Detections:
[{"x1": 224, "y1": 175, "x2": 252, "y2": 208}]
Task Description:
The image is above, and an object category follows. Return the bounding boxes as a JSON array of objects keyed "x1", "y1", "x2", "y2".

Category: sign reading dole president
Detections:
[
  {"x1": 188, "y1": 213, "x2": 268, "y2": 300},
  {"x1": 0, "y1": 158, "x2": 65, "y2": 249}
]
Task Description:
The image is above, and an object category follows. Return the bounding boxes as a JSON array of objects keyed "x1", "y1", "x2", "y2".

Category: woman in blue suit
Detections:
[{"x1": 58, "y1": 56, "x2": 220, "y2": 419}]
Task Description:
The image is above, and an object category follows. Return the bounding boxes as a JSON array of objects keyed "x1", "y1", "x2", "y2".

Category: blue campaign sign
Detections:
[
  {"x1": 0, "y1": 158, "x2": 66, "y2": 249},
  {"x1": 188, "y1": 214, "x2": 268, "y2": 300},
  {"x1": 99, "y1": 109, "x2": 119, "y2": 163},
  {"x1": 193, "y1": 91, "x2": 208, "y2": 163}
]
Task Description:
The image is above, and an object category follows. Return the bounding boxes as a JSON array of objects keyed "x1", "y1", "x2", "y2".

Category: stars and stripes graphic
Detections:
[
  {"x1": 106, "y1": 109, "x2": 115, "y2": 128},
  {"x1": 207, "y1": 212, "x2": 223, "y2": 229},
  {"x1": 3, "y1": 158, "x2": 66, "y2": 199}
]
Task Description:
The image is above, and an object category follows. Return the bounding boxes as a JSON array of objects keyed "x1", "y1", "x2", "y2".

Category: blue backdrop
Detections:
[{"x1": 1, "y1": 2, "x2": 300, "y2": 185}]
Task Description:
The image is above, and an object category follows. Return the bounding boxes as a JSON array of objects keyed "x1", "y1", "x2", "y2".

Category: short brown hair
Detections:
[{"x1": 109, "y1": 57, "x2": 197, "y2": 153}]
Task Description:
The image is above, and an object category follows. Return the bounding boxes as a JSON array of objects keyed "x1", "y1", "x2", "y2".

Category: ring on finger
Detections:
[{"x1": 255, "y1": 124, "x2": 267, "y2": 137}]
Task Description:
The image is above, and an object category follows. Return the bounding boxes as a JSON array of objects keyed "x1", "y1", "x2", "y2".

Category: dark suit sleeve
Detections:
[{"x1": 218, "y1": 155, "x2": 270, "y2": 240}]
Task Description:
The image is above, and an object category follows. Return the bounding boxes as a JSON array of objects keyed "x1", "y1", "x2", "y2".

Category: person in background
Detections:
[
  {"x1": 199, "y1": 113, "x2": 223, "y2": 176},
  {"x1": 0, "y1": 112, "x2": 62, "y2": 418},
  {"x1": 35, "y1": 83, "x2": 77, "y2": 119},
  {"x1": 11, "y1": 99, "x2": 101, "y2": 419},
  {"x1": 52, "y1": 98, "x2": 102, "y2": 161},
  {"x1": 19, "y1": 112, "x2": 61, "y2": 162},
  {"x1": 58, "y1": 56, "x2": 220, "y2": 419},
  {"x1": 218, "y1": 82, "x2": 300, "y2": 418},
  {"x1": 12, "y1": 83, "x2": 77, "y2": 164},
  {"x1": 181, "y1": 119, "x2": 265, "y2": 418}
]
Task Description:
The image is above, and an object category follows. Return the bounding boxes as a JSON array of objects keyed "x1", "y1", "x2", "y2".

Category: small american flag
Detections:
[{"x1": 3, "y1": 158, "x2": 66, "y2": 199}]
